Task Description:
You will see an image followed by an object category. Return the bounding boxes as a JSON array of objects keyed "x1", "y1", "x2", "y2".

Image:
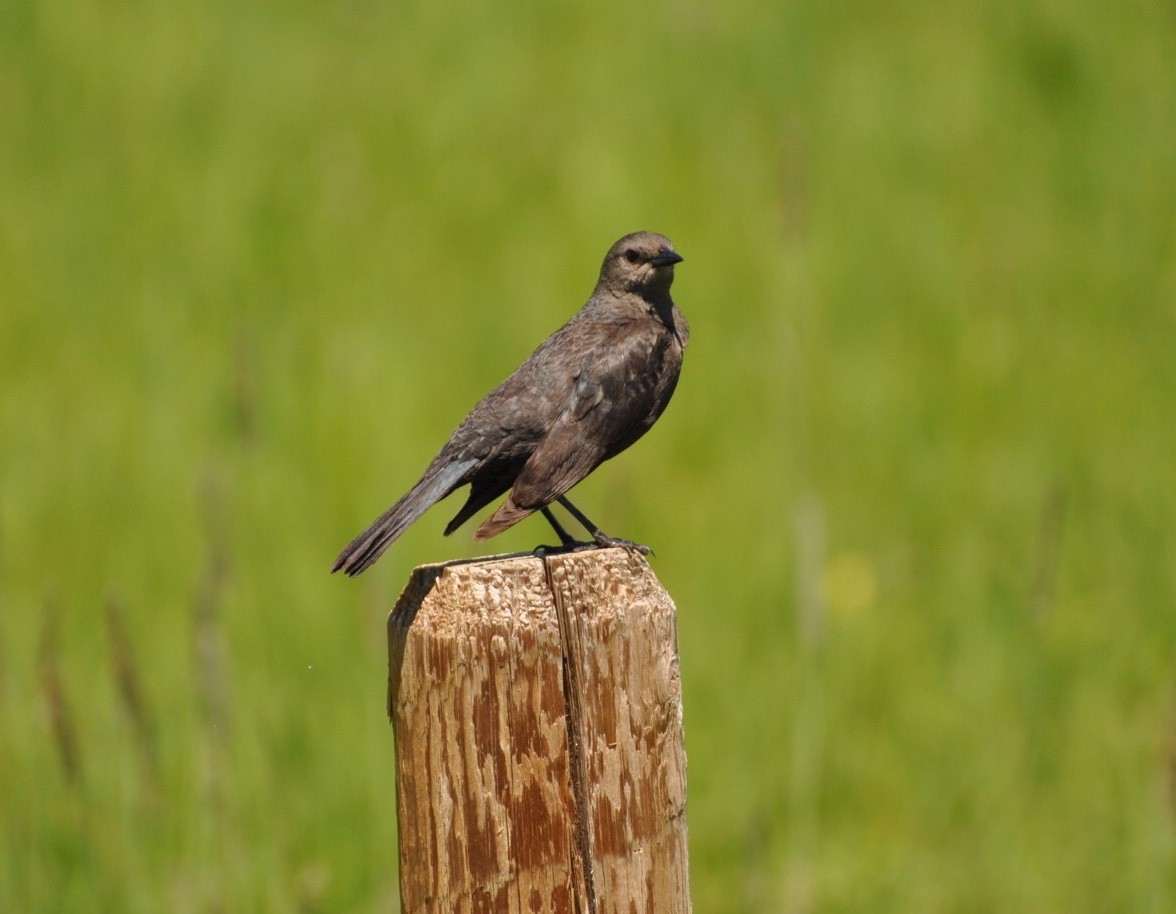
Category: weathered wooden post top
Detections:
[{"x1": 387, "y1": 546, "x2": 691, "y2": 914}]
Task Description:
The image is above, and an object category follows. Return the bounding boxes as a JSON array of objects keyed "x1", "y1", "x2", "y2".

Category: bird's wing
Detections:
[{"x1": 507, "y1": 322, "x2": 666, "y2": 510}]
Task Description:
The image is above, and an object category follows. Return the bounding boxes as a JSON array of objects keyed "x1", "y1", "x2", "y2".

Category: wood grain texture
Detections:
[{"x1": 387, "y1": 548, "x2": 690, "y2": 914}]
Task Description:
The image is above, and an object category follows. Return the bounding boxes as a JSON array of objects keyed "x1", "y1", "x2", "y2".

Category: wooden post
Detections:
[{"x1": 387, "y1": 547, "x2": 691, "y2": 914}]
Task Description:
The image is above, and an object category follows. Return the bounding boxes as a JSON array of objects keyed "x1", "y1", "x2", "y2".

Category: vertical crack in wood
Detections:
[{"x1": 544, "y1": 554, "x2": 597, "y2": 914}]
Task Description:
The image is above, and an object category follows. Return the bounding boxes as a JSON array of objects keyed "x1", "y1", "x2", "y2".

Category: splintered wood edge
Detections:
[{"x1": 386, "y1": 548, "x2": 654, "y2": 718}]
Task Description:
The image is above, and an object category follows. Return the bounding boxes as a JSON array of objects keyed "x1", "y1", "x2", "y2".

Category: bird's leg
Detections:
[
  {"x1": 556, "y1": 496, "x2": 653, "y2": 556},
  {"x1": 539, "y1": 506, "x2": 578, "y2": 547}
]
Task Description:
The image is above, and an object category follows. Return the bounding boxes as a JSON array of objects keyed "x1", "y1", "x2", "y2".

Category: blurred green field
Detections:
[{"x1": 3, "y1": 0, "x2": 1176, "y2": 910}]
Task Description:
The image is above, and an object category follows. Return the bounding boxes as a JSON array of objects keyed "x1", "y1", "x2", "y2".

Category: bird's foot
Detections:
[
  {"x1": 532, "y1": 541, "x2": 590, "y2": 557},
  {"x1": 592, "y1": 531, "x2": 654, "y2": 557},
  {"x1": 532, "y1": 536, "x2": 652, "y2": 557},
  {"x1": 552, "y1": 497, "x2": 654, "y2": 557}
]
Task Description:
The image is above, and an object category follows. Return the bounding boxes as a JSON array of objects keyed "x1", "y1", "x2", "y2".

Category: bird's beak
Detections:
[{"x1": 650, "y1": 249, "x2": 684, "y2": 267}]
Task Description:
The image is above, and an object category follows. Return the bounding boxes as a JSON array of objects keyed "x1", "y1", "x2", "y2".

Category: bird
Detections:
[{"x1": 331, "y1": 231, "x2": 688, "y2": 576}]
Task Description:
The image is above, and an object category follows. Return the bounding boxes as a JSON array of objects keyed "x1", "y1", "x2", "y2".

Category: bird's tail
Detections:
[
  {"x1": 473, "y1": 495, "x2": 535, "y2": 542},
  {"x1": 332, "y1": 458, "x2": 475, "y2": 576}
]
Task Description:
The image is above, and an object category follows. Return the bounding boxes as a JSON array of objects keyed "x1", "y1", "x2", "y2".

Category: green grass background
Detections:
[{"x1": 4, "y1": 0, "x2": 1176, "y2": 910}]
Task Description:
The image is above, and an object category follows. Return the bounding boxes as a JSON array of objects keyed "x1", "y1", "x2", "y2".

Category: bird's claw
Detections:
[
  {"x1": 533, "y1": 543, "x2": 572, "y2": 557},
  {"x1": 532, "y1": 537, "x2": 652, "y2": 558},
  {"x1": 592, "y1": 532, "x2": 654, "y2": 557}
]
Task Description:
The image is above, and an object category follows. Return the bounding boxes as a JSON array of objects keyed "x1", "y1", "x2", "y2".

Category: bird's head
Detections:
[{"x1": 598, "y1": 232, "x2": 683, "y2": 298}]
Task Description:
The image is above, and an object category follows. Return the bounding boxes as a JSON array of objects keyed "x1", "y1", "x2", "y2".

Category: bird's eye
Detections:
[{"x1": 624, "y1": 249, "x2": 642, "y2": 264}]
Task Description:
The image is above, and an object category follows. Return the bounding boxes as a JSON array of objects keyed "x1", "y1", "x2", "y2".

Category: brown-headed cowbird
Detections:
[{"x1": 332, "y1": 231, "x2": 688, "y2": 576}]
